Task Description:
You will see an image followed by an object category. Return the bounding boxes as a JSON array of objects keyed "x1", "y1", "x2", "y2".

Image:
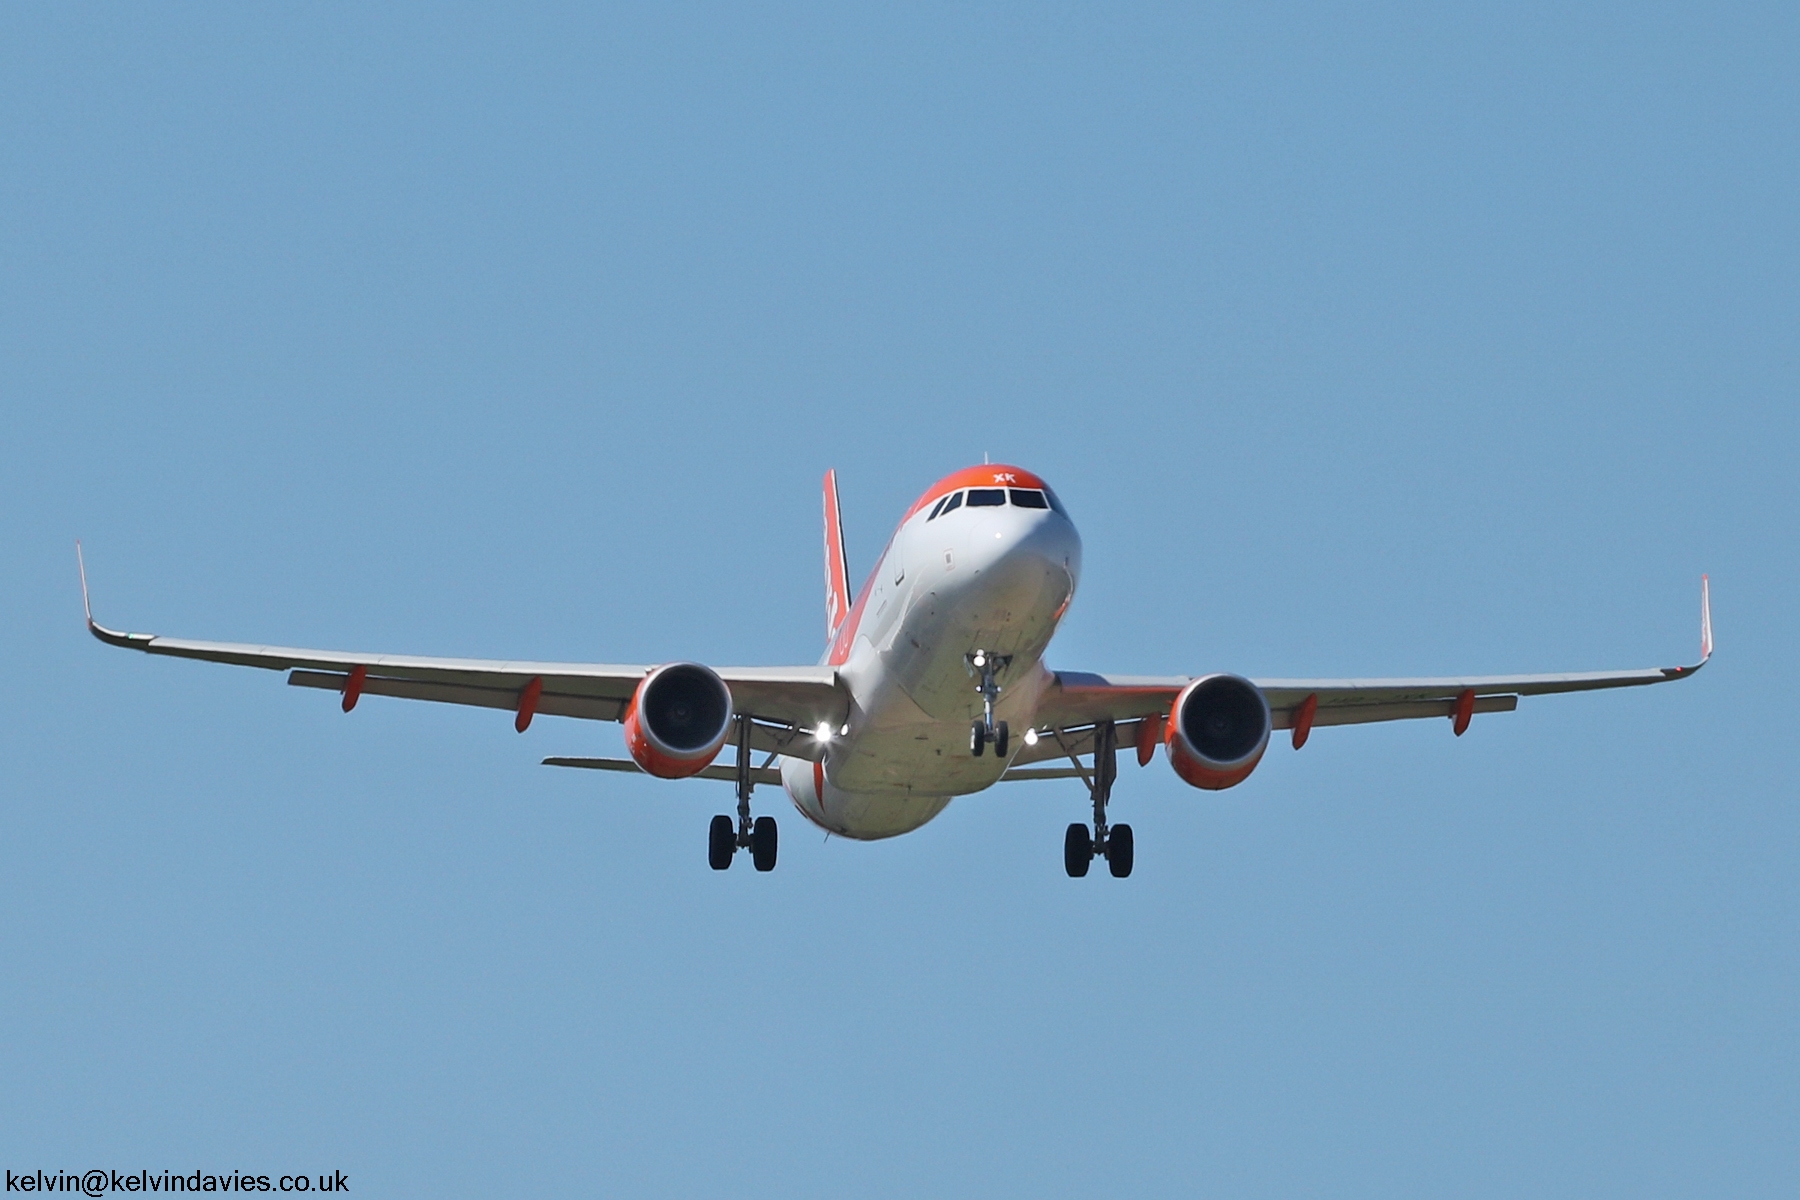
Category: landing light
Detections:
[
  {"x1": 1023, "y1": 728, "x2": 1039, "y2": 746},
  {"x1": 814, "y1": 722, "x2": 833, "y2": 742}
]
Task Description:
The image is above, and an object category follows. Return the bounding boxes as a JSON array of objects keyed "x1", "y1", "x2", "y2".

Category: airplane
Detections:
[{"x1": 78, "y1": 464, "x2": 1712, "y2": 877}]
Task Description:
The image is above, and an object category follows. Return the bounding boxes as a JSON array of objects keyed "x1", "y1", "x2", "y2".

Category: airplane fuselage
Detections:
[{"x1": 780, "y1": 467, "x2": 1082, "y2": 839}]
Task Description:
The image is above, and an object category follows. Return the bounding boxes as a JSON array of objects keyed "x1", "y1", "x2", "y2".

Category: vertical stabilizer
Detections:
[{"x1": 823, "y1": 469, "x2": 851, "y2": 641}]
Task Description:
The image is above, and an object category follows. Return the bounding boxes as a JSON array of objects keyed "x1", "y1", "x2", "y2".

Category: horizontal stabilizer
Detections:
[
  {"x1": 543, "y1": 756, "x2": 783, "y2": 786},
  {"x1": 998, "y1": 766, "x2": 1089, "y2": 782}
]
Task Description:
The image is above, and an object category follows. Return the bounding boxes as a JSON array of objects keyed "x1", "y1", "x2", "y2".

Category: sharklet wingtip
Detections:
[
  {"x1": 1699, "y1": 574, "x2": 1713, "y2": 662},
  {"x1": 75, "y1": 540, "x2": 94, "y2": 625},
  {"x1": 74, "y1": 542, "x2": 152, "y2": 649}
]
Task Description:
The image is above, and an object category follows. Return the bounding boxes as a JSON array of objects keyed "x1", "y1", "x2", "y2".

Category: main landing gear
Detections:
[
  {"x1": 710, "y1": 714, "x2": 777, "y2": 872},
  {"x1": 1065, "y1": 720, "x2": 1132, "y2": 879},
  {"x1": 967, "y1": 650, "x2": 1011, "y2": 758}
]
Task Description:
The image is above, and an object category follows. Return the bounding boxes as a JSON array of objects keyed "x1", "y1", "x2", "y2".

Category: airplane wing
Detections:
[
  {"x1": 78, "y1": 548, "x2": 845, "y2": 756},
  {"x1": 1022, "y1": 577, "x2": 1712, "y2": 758}
]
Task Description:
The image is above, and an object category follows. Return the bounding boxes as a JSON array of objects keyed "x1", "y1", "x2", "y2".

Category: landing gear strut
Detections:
[
  {"x1": 1064, "y1": 720, "x2": 1133, "y2": 878},
  {"x1": 967, "y1": 650, "x2": 1011, "y2": 758},
  {"x1": 710, "y1": 714, "x2": 777, "y2": 872}
]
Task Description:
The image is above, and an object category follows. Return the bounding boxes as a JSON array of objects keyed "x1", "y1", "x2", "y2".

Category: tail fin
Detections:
[{"x1": 823, "y1": 469, "x2": 851, "y2": 641}]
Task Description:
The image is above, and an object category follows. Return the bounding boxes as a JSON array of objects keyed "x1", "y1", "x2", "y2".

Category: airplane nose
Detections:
[
  {"x1": 964, "y1": 509, "x2": 1082, "y2": 602},
  {"x1": 1020, "y1": 511, "x2": 1081, "y2": 579}
]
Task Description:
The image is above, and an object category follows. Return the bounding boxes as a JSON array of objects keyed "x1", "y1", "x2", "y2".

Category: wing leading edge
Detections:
[
  {"x1": 77, "y1": 545, "x2": 846, "y2": 749},
  {"x1": 1031, "y1": 577, "x2": 1712, "y2": 741}
]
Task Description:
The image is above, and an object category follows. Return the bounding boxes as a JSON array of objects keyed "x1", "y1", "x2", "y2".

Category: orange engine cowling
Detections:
[
  {"x1": 623, "y1": 662, "x2": 735, "y2": 779},
  {"x1": 1164, "y1": 673, "x2": 1271, "y2": 790}
]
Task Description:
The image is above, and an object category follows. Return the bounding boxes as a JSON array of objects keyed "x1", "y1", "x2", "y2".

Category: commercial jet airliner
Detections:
[{"x1": 80, "y1": 465, "x2": 1711, "y2": 877}]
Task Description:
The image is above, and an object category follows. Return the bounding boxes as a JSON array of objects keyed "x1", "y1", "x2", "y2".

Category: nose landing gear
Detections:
[
  {"x1": 970, "y1": 719, "x2": 1010, "y2": 757},
  {"x1": 967, "y1": 650, "x2": 1012, "y2": 758},
  {"x1": 1063, "y1": 720, "x2": 1133, "y2": 878},
  {"x1": 710, "y1": 714, "x2": 778, "y2": 872}
]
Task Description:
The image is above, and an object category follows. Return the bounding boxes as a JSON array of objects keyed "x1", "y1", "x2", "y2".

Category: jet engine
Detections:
[
  {"x1": 623, "y1": 662, "x2": 734, "y2": 779},
  {"x1": 1164, "y1": 673, "x2": 1271, "y2": 790}
]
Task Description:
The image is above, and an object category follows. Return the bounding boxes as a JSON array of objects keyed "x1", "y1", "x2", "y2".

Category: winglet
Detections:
[
  {"x1": 823, "y1": 469, "x2": 851, "y2": 642},
  {"x1": 76, "y1": 540, "x2": 93, "y2": 625},
  {"x1": 75, "y1": 542, "x2": 152, "y2": 649},
  {"x1": 1700, "y1": 574, "x2": 1713, "y2": 662}
]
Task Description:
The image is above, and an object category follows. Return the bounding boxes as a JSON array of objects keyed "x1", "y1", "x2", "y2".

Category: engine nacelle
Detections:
[
  {"x1": 1164, "y1": 673, "x2": 1271, "y2": 790},
  {"x1": 623, "y1": 662, "x2": 734, "y2": 779}
]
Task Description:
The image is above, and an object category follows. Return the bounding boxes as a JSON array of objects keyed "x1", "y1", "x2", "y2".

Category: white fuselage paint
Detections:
[{"x1": 778, "y1": 487, "x2": 1082, "y2": 839}]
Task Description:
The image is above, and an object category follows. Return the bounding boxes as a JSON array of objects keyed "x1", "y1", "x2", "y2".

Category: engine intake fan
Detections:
[
  {"x1": 1165, "y1": 673, "x2": 1271, "y2": 790},
  {"x1": 624, "y1": 662, "x2": 734, "y2": 778}
]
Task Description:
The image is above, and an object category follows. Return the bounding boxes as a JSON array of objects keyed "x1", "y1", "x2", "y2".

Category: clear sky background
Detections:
[{"x1": 3, "y1": 4, "x2": 1795, "y2": 1197}]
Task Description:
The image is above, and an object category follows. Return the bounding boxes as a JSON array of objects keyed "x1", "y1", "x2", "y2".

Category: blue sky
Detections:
[{"x1": 3, "y1": 4, "x2": 1795, "y2": 1196}]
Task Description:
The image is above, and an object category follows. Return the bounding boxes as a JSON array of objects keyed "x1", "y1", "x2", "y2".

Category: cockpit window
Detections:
[{"x1": 930, "y1": 485, "x2": 1064, "y2": 516}]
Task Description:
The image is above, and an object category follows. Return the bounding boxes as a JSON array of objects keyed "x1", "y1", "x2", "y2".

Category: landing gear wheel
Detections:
[
  {"x1": 994, "y1": 721, "x2": 1010, "y2": 758},
  {"x1": 971, "y1": 721, "x2": 987, "y2": 757},
  {"x1": 1107, "y1": 823, "x2": 1134, "y2": 878},
  {"x1": 708, "y1": 815, "x2": 735, "y2": 870},
  {"x1": 1064, "y1": 823, "x2": 1092, "y2": 877},
  {"x1": 751, "y1": 815, "x2": 779, "y2": 872}
]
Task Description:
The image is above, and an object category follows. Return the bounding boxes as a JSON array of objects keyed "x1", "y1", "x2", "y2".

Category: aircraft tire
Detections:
[
  {"x1": 1064, "y1": 823, "x2": 1092, "y2": 877},
  {"x1": 994, "y1": 721, "x2": 1009, "y2": 758},
  {"x1": 970, "y1": 721, "x2": 987, "y2": 757},
  {"x1": 708, "y1": 815, "x2": 735, "y2": 870},
  {"x1": 751, "y1": 815, "x2": 779, "y2": 872},
  {"x1": 1107, "y1": 824, "x2": 1134, "y2": 878}
]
